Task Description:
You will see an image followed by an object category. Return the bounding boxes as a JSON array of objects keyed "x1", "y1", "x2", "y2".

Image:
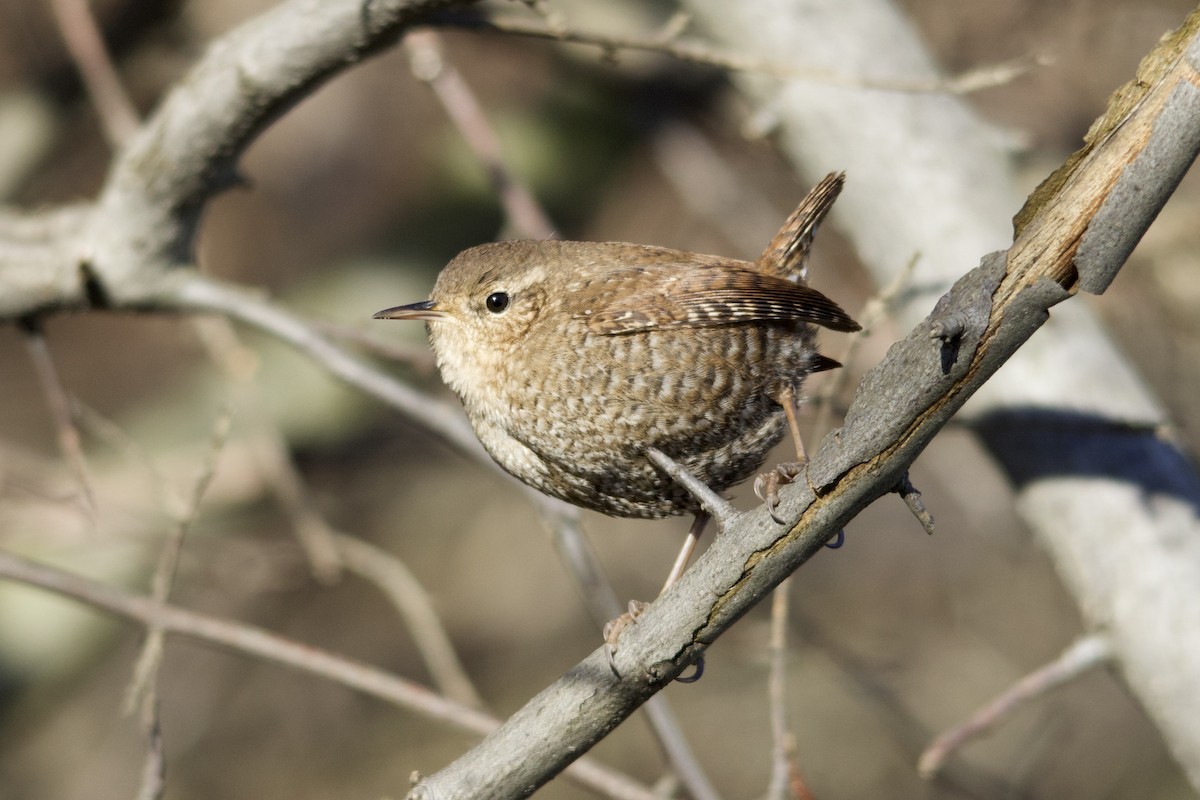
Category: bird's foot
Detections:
[
  {"x1": 603, "y1": 599, "x2": 705, "y2": 683},
  {"x1": 754, "y1": 460, "x2": 806, "y2": 524},
  {"x1": 604, "y1": 599, "x2": 648, "y2": 677}
]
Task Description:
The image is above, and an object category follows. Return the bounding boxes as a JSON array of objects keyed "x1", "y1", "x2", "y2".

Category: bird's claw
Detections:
[
  {"x1": 604, "y1": 600, "x2": 707, "y2": 684},
  {"x1": 604, "y1": 599, "x2": 649, "y2": 677},
  {"x1": 754, "y1": 461, "x2": 806, "y2": 524}
]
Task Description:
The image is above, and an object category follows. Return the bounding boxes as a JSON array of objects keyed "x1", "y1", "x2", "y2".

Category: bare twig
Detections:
[
  {"x1": 435, "y1": 14, "x2": 1046, "y2": 95},
  {"x1": 765, "y1": 580, "x2": 815, "y2": 800},
  {"x1": 124, "y1": 406, "x2": 232, "y2": 716},
  {"x1": 0, "y1": 549, "x2": 660, "y2": 800},
  {"x1": 405, "y1": 29, "x2": 557, "y2": 240},
  {"x1": 49, "y1": 0, "x2": 140, "y2": 146},
  {"x1": 334, "y1": 533, "x2": 484, "y2": 708},
  {"x1": 311, "y1": 319, "x2": 438, "y2": 373},
  {"x1": 919, "y1": 634, "x2": 1115, "y2": 778},
  {"x1": 646, "y1": 448, "x2": 738, "y2": 530},
  {"x1": 133, "y1": 697, "x2": 166, "y2": 800},
  {"x1": 893, "y1": 472, "x2": 935, "y2": 536},
  {"x1": 20, "y1": 318, "x2": 96, "y2": 521},
  {"x1": 123, "y1": 407, "x2": 232, "y2": 800}
]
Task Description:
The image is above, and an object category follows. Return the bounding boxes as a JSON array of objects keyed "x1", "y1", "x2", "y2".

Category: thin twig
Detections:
[
  {"x1": 0, "y1": 549, "x2": 661, "y2": 800},
  {"x1": 919, "y1": 634, "x2": 1115, "y2": 778},
  {"x1": 640, "y1": 698, "x2": 723, "y2": 800},
  {"x1": 122, "y1": 405, "x2": 231, "y2": 800},
  {"x1": 894, "y1": 472, "x2": 935, "y2": 536},
  {"x1": 405, "y1": 30, "x2": 557, "y2": 240},
  {"x1": 765, "y1": 582, "x2": 790, "y2": 800},
  {"x1": 436, "y1": 14, "x2": 1047, "y2": 95},
  {"x1": 133, "y1": 696, "x2": 166, "y2": 800},
  {"x1": 20, "y1": 318, "x2": 96, "y2": 522},
  {"x1": 536, "y1": 498, "x2": 622, "y2": 629},
  {"x1": 121, "y1": 406, "x2": 229, "y2": 800},
  {"x1": 334, "y1": 533, "x2": 484, "y2": 709},
  {"x1": 191, "y1": 315, "x2": 345, "y2": 580},
  {"x1": 49, "y1": 0, "x2": 140, "y2": 146},
  {"x1": 124, "y1": 405, "x2": 233, "y2": 713},
  {"x1": 311, "y1": 319, "x2": 438, "y2": 373},
  {"x1": 646, "y1": 448, "x2": 738, "y2": 530},
  {"x1": 764, "y1": 582, "x2": 819, "y2": 800}
]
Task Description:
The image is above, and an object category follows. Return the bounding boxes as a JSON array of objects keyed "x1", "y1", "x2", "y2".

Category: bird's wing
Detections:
[{"x1": 576, "y1": 261, "x2": 860, "y2": 335}]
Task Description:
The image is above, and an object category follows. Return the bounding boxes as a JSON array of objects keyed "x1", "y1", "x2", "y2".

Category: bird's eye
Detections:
[{"x1": 485, "y1": 291, "x2": 510, "y2": 314}]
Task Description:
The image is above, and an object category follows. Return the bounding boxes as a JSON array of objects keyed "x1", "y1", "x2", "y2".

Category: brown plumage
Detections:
[{"x1": 375, "y1": 172, "x2": 858, "y2": 519}]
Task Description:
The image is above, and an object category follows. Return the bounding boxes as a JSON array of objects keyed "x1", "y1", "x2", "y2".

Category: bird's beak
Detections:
[{"x1": 372, "y1": 300, "x2": 452, "y2": 322}]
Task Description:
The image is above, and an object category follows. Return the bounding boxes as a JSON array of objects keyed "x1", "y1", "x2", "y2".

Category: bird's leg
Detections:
[
  {"x1": 662, "y1": 511, "x2": 710, "y2": 593},
  {"x1": 605, "y1": 512, "x2": 710, "y2": 677},
  {"x1": 755, "y1": 385, "x2": 809, "y2": 523},
  {"x1": 756, "y1": 389, "x2": 847, "y2": 546}
]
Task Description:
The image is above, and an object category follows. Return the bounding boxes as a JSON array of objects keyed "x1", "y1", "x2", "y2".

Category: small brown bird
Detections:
[
  {"x1": 378, "y1": 174, "x2": 858, "y2": 665},
  {"x1": 374, "y1": 173, "x2": 859, "y2": 525}
]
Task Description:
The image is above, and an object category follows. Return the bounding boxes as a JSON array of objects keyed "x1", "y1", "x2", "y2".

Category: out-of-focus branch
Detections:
[
  {"x1": 0, "y1": 0, "x2": 479, "y2": 320},
  {"x1": 333, "y1": 534, "x2": 484, "y2": 708},
  {"x1": 919, "y1": 634, "x2": 1115, "y2": 778},
  {"x1": 0, "y1": 549, "x2": 660, "y2": 800},
  {"x1": 49, "y1": 0, "x2": 140, "y2": 146},
  {"x1": 159, "y1": 272, "x2": 486, "y2": 459},
  {"x1": 20, "y1": 319, "x2": 95, "y2": 520},
  {"x1": 433, "y1": 12, "x2": 1046, "y2": 94},
  {"x1": 0, "y1": 0, "x2": 491, "y2": 483},
  {"x1": 405, "y1": 30, "x2": 557, "y2": 240}
]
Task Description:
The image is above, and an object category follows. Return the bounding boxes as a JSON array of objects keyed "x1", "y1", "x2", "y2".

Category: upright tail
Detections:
[{"x1": 756, "y1": 171, "x2": 846, "y2": 282}]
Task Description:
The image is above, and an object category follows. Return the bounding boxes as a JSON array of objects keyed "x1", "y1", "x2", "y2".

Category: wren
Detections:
[{"x1": 374, "y1": 173, "x2": 859, "y2": 521}]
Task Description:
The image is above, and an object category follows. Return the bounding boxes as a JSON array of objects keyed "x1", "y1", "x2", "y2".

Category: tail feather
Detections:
[{"x1": 756, "y1": 172, "x2": 846, "y2": 282}]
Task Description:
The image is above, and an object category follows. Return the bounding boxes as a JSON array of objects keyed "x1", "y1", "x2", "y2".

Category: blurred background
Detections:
[{"x1": 1, "y1": 0, "x2": 1199, "y2": 797}]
